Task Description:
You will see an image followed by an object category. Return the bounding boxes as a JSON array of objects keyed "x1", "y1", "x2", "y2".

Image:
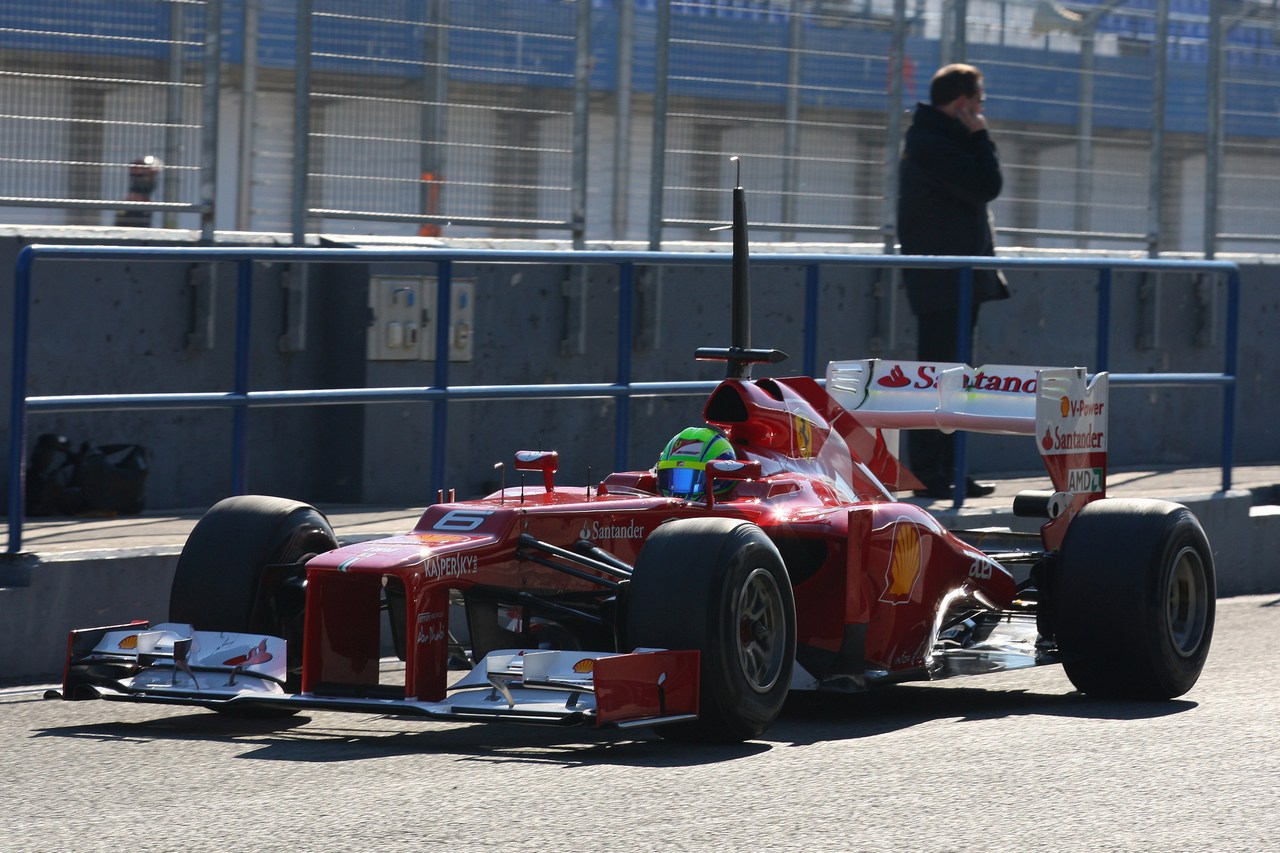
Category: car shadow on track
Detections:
[
  {"x1": 770, "y1": 681, "x2": 1198, "y2": 747},
  {"x1": 30, "y1": 678, "x2": 1195, "y2": 768},
  {"x1": 29, "y1": 706, "x2": 771, "y2": 767}
]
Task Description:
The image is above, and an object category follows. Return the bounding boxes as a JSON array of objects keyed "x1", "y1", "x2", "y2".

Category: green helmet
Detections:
[{"x1": 656, "y1": 427, "x2": 737, "y2": 500}]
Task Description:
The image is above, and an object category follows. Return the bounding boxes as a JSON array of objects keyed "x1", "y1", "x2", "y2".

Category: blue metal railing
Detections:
[{"x1": 7, "y1": 245, "x2": 1241, "y2": 553}]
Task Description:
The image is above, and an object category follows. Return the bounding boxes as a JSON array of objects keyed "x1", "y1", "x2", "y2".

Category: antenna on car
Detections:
[{"x1": 695, "y1": 157, "x2": 788, "y2": 379}]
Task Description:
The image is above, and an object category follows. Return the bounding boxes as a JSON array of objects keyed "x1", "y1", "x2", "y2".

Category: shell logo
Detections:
[
  {"x1": 572, "y1": 658, "x2": 595, "y2": 674},
  {"x1": 880, "y1": 518, "x2": 924, "y2": 605},
  {"x1": 1060, "y1": 395, "x2": 1071, "y2": 418},
  {"x1": 118, "y1": 634, "x2": 139, "y2": 650}
]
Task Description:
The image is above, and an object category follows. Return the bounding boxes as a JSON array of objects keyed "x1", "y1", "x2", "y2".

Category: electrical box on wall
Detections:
[
  {"x1": 366, "y1": 275, "x2": 474, "y2": 362},
  {"x1": 445, "y1": 278, "x2": 475, "y2": 362},
  {"x1": 367, "y1": 276, "x2": 434, "y2": 361}
]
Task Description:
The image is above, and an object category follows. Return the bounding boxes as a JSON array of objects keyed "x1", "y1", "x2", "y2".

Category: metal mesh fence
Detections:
[
  {"x1": 964, "y1": 0, "x2": 1164, "y2": 250},
  {"x1": 1218, "y1": 4, "x2": 1280, "y2": 252},
  {"x1": 0, "y1": 0, "x2": 1277, "y2": 254},
  {"x1": 0, "y1": 0, "x2": 213, "y2": 228},
  {"x1": 658, "y1": 1, "x2": 898, "y2": 242},
  {"x1": 961, "y1": 0, "x2": 1279, "y2": 254},
  {"x1": 306, "y1": 0, "x2": 582, "y2": 237}
]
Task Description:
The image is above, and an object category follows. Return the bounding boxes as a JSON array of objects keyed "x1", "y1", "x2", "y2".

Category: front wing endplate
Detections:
[{"x1": 59, "y1": 622, "x2": 700, "y2": 730}]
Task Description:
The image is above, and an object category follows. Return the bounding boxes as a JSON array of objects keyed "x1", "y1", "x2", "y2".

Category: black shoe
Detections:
[
  {"x1": 912, "y1": 478, "x2": 996, "y2": 499},
  {"x1": 966, "y1": 478, "x2": 996, "y2": 498}
]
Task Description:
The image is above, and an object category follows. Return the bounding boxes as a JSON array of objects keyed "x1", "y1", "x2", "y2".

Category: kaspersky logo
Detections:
[{"x1": 579, "y1": 520, "x2": 646, "y2": 541}]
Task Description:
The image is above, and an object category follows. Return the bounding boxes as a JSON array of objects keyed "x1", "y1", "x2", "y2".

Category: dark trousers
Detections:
[{"x1": 908, "y1": 307, "x2": 977, "y2": 487}]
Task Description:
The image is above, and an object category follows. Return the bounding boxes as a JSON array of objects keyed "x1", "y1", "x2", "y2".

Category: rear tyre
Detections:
[
  {"x1": 1050, "y1": 498, "x2": 1215, "y2": 699},
  {"x1": 170, "y1": 495, "x2": 338, "y2": 698},
  {"x1": 626, "y1": 518, "x2": 795, "y2": 743}
]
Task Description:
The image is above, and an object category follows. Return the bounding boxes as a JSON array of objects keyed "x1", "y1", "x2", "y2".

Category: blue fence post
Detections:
[
  {"x1": 615, "y1": 262, "x2": 635, "y2": 474},
  {"x1": 230, "y1": 259, "x2": 254, "y2": 495},
  {"x1": 803, "y1": 262, "x2": 819, "y2": 377},
  {"x1": 6, "y1": 248, "x2": 36, "y2": 554},
  {"x1": 1095, "y1": 267, "x2": 1112, "y2": 373},
  {"x1": 950, "y1": 266, "x2": 975, "y2": 509},
  {"x1": 430, "y1": 259, "x2": 453, "y2": 499},
  {"x1": 1222, "y1": 269, "x2": 1240, "y2": 491}
]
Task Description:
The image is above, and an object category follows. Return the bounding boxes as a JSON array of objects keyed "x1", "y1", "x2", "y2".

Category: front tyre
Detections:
[
  {"x1": 170, "y1": 495, "x2": 338, "y2": 693},
  {"x1": 1050, "y1": 498, "x2": 1215, "y2": 699},
  {"x1": 626, "y1": 518, "x2": 796, "y2": 742}
]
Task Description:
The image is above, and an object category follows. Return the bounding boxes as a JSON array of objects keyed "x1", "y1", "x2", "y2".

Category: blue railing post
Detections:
[
  {"x1": 950, "y1": 266, "x2": 975, "y2": 509},
  {"x1": 230, "y1": 259, "x2": 254, "y2": 495},
  {"x1": 1222, "y1": 269, "x2": 1240, "y2": 491},
  {"x1": 430, "y1": 259, "x2": 453, "y2": 499},
  {"x1": 1095, "y1": 267, "x2": 1112, "y2": 373},
  {"x1": 615, "y1": 262, "x2": 635, "y2": 474},
  {"x1": 6, "y1": 248, "x2": 35, "y2": 553},
  {"x1": 802, "y1": 262, "x2": 819, "y2": 378}
]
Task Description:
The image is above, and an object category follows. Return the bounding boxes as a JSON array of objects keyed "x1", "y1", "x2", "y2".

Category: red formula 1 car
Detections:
[{"x1": 56, "y1": 188, "x2": 1216, "y2": 743}]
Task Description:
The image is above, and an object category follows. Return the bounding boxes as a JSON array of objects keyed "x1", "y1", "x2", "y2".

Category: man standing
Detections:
[{"x1": 897, "y1": 63, "x2": 1008, "y2": 499}]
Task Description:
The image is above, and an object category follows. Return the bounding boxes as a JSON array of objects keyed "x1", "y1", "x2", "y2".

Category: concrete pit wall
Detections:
[{"x1": 1, "y1": 233, "x2": 1276, "y2": 512}]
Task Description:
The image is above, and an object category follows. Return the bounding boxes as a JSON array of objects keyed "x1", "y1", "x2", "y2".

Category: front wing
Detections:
[{"x1": 57, "y1": 622, "x2": 700, "y2": 730}]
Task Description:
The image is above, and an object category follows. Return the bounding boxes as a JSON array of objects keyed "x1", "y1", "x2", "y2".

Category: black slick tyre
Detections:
[
  {"x1": 1050, "y1": 498, "x2": 1215, "y2": 699},
  {"x1": 170, "y1": 495, "x2": 337, "y2": 694},
  {"x1": 626, "y1": 517, "x2": 796, "y2": 743}
]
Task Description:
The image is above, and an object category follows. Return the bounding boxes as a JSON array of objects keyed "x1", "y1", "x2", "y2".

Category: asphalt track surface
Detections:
[{"x1": 2, "y1": 596, "x2": 1277, "y2": 853}]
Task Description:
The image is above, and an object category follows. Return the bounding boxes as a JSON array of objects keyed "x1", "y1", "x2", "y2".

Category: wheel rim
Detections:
[
  {"x1": 736, "y1": 567, "x2": 787, "y2": 693},
  {"x1": 1166, "y1": 545, "x2": 1209, "y2": 658}
]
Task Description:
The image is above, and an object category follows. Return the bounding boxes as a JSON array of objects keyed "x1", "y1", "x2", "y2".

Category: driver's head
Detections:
[{"x1": 656, "y1": 427, "x2": 736, "y2": 500}]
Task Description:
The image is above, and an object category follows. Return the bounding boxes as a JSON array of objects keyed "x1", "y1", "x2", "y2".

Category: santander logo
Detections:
[
  {"x1": 878, "y1": 364, "x2": 912, "y2": 388},
  {"x1": 1043, "y1": 392, "x2": 1106, "y2": 454},
  {"x1": 877, "y1": 363, "x2": 1038, "y2": 394},
  {"x1": 580, "y1": 520, "x2": 646, "y2": 541},
  {"x1": 1043, "y1": 423, "x2": 1104, "y2": 452}
]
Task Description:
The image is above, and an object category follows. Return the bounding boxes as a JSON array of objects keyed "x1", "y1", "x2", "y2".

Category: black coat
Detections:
[{"x1": 896, "y1": 103, "x2": 1008, "y2": 316}]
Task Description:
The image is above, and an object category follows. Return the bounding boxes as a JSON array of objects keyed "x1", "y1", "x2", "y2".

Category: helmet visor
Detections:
[{"x1": 658, "y1": 464, "x2": 706, "y2": 498}]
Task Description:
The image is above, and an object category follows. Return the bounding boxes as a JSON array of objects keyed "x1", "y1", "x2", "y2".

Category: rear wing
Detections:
[{"x1": 826, "y1": 360, "x2": 1108, "y2": 539}]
